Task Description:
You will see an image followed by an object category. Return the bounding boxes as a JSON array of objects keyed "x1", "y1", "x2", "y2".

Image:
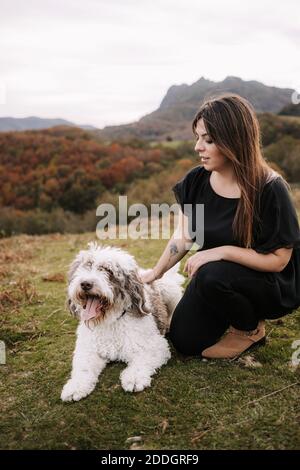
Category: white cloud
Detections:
[{"x1": 0, "y1": 0, "x2": 299, "y2": 127}]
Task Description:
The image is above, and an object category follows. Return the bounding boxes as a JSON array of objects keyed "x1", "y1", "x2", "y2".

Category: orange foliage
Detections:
[{"x1": 0, "y1": 127, "x2": 189, "y2": 213}]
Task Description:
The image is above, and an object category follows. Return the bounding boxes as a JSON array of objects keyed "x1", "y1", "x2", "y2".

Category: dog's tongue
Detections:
[{"x1": 82, "y1": 296, "x2": 100, "y2": 321}]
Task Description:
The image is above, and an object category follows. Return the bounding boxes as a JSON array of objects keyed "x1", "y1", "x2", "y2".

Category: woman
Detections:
[{"x1": 140, "y1": 93, "x2": 300, "y2": 359}]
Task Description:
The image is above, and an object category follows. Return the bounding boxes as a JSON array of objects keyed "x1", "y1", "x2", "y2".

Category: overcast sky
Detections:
[{"x1": 0, "y1": 0, "x2": 299, "y2": 128}]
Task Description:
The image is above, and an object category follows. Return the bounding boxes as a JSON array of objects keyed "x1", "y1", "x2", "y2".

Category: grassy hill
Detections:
[{"x1": 1, "y1": 232, "x2": 300, "y2": 450}]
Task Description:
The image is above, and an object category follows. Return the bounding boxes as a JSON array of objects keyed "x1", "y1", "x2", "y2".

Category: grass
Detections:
[
  {"x1": 278, "y1": 115, "x2": 300, "y2": 124},
  {"x1": 0, "y1": 232, "x2": 300, "y2": 450}
]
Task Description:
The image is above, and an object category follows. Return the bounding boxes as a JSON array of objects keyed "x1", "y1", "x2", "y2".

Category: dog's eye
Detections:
[
  {"x1": 98, "y1": 266, "x2": 114, "y2": 277},
  {"x1": 85, "y1": 261, "x2": 93, "y2": 269}
]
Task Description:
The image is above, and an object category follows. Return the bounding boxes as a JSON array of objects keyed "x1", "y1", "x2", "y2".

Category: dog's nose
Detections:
[{"x1": 80, "y1": 281, "x2": 93, "y2": 291}]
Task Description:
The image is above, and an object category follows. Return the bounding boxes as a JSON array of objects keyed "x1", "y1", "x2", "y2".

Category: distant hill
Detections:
[
  {"x1": 0, "y1": 116, "x2": 97, "y2": 132},
  {"x1": 94, "y1": 76, "x2": 297, "y2": 141},
  {"x1": 279, "y1": 102, "x2": 300, "y2": 117}
]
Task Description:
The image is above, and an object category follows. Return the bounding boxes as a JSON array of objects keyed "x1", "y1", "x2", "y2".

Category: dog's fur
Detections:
[{"x1": 61, "y1": 242, "x2": 184, "y2": 401}]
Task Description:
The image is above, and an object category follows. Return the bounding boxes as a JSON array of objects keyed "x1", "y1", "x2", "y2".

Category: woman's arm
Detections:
[
  {"x1": 140, "y1": 209, "x2": 193, "y2": 283},
  {"x1": 222, "y1": 246, "x2": 293, "y2": 273},
  {"x1": 183, "y1": 246, "x2": 293, "y2": 277}
]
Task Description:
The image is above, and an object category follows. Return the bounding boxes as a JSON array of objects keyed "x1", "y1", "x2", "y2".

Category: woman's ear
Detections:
[{"x1": 125, "y1": 270, "x2": 150, "y2": 317}]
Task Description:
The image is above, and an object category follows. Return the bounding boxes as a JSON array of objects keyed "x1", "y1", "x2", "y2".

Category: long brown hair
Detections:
[{"x1": 192, "y1": 93, "x2": 288, "y2": 248}]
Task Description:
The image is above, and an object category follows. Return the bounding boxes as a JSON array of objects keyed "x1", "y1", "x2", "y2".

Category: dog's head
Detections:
[{"x1": 66, "y1": 242, "x2": 150, "y2": 325}]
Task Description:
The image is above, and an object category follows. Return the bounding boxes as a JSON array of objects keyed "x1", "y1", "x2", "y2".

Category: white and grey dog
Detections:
[{"x1": 61, "y1": 242, "x2": 184, "y2": 401}]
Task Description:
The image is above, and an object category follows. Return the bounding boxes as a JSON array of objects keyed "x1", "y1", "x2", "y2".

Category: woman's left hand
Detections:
[{"x1": 183, "y1": 247, "x2": 226, "y2": 278}]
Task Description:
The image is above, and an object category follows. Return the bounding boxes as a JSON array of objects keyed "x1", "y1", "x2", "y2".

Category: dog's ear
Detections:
[{"x1": 125, "y1": 270, "x2": 150, "y2": 317}]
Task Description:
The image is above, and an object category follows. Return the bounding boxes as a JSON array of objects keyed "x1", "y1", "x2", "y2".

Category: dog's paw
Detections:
[
  {"x1": 120, "y1": 368, "x2": 152, "y2": 392},
  {"x1": 60, "y1": 379, "x2": 94, "y2": 402}
]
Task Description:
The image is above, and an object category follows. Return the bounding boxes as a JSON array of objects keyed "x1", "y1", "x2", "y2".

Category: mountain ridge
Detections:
[
  {"x1": 0, "y1": 116, "x2": 96, "y2": 132},
  {"x1": 1, "y1": 76, "x2": 297, "y2": 139},
  {"x1": 94, "y1": 76, "x2": 296, "y2": 141}
]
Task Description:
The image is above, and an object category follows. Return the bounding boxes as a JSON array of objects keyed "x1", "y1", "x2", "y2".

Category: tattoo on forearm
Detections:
[{"x1": 169, "y1": 243, "x2": 179, "y2": 257}]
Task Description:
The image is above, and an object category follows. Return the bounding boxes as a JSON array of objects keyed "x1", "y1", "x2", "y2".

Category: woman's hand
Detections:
[
  {"x1": 139, "y1": 268, "x2": 161, "y2": 284},
  {"x1": 183, "y1": 247, "x2": 226, "y2": 278}
]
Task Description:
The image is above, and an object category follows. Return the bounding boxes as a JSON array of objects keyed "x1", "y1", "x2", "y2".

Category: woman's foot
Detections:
[{"x1": 201, "y1": 321, "x2": 266, "y2": 359}]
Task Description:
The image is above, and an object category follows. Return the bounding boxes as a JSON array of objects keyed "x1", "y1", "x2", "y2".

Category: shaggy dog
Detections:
[{"x1": 61, "y1": 242, "x2": 184, "y2": 401}]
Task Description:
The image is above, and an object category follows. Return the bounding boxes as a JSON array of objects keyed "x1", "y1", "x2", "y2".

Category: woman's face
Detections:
[{"x1": 194, "y1": 118, "x2": 232, "y2": 171}]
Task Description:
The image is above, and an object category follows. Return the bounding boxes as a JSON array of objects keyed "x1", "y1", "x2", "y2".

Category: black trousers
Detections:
[{"x1": 168, "y1": 260, "x2": 291, "y2": 356}]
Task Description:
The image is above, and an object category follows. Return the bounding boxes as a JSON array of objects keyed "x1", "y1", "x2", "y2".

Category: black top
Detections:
[{"x1": 172, "y1": 165, "x2": 300, "y2": 313}]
